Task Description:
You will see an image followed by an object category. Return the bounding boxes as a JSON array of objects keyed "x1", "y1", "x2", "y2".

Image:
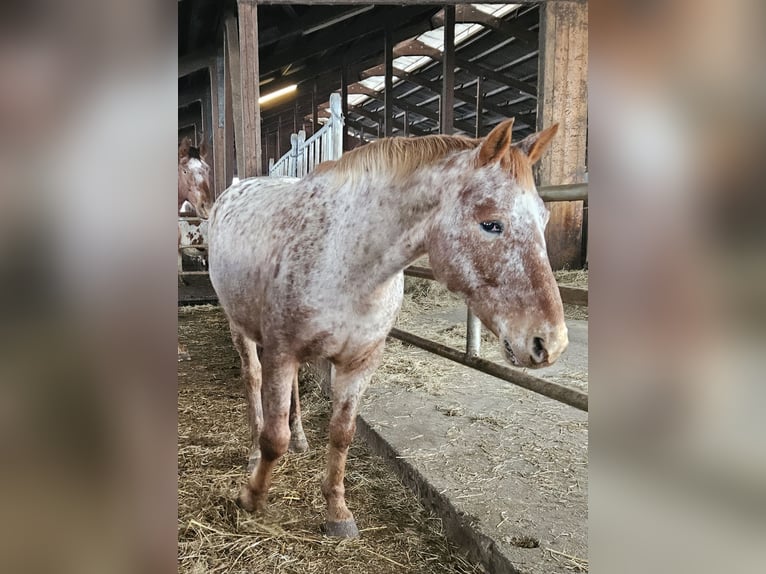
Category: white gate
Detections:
[{"x1": 269, "y1": 93, "x2": 344, "y2": 178}]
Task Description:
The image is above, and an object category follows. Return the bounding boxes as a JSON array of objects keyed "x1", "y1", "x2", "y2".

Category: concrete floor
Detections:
[{"x1": 353, "y1": 307, "x2": 588, "y2": 574}]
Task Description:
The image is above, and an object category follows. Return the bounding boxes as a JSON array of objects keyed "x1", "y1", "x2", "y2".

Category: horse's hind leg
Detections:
[
  {"x1": 322, "y1": 345, "x2": 384, "y2": 538},
  {"x1": 237, "y1": 353, "x2": 296, "y2": 513},
  {"x1": 230, "y1": 328, "x2": 263, "y2": 473},
  {"x1": 288, "y1": 372, "x2": 309, "y2": 453}
]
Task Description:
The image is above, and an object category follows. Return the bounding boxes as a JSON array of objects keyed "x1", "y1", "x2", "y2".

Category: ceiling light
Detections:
[{"x1": 259, "y1": 84, "x2": 297, "y2": 105}]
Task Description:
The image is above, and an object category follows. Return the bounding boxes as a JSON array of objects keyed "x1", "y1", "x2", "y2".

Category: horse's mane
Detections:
[
  {"x1": 315, "y1": 135, "x2": 481, "y2": 185},
  {"x1": 311, "y1": 132, "x2": 536, "y2": 190}
]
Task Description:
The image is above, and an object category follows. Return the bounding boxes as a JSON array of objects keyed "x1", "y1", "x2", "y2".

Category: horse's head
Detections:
[
  {"x1": 428, "y1": 119, "x2": 567, "y2": 369},
  {"x1": 178, "y1": 137, "x2": 212, "y2": 219}
]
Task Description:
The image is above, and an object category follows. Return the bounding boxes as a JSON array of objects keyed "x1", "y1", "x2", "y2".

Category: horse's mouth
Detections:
[{"x1": 503, "y1": 339, "x2": 521, "y2": 367}]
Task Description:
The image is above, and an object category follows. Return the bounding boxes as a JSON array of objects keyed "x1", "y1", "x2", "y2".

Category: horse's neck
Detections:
[{"x1": 339, "y1": 165, "x2": 450, "y2": 289}]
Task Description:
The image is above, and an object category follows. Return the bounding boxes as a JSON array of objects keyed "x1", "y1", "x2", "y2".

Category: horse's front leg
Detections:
[
  {"x1": 322, "y1": 346, "x2": 383, "y2": 538},
  {"x1": 237, "y1": 352, "x2": 296, "y2": 513}
]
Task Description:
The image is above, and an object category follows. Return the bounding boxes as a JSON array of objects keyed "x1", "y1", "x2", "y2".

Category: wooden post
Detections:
[
  {"x1": 441, "y1": 5, "x2": 456, "y2": 135},
  {"x1": 210, "y1": 54, "x2": 225, "y2": 196},
  {"x1": 225, "y1": 14, "x2": 245, "y2": 178},
  {"x1": 201, "y1": 90, "x2": 216, "y2": 193},
  {"x1": 237, "y1": 0, "x2": 262, "y2": 178},
  {"x1": 223, "y1": 29, "x2": 236, "y2": 186},
  {"x1": 384, "y1": 24, "x2": 394, "y2": 137},
  {"x1": 537, "y1": 0, "x2": 588, "y2": 269},
  {"x1": 475, "y1": 75, "x2": 483, "y2": 138}
]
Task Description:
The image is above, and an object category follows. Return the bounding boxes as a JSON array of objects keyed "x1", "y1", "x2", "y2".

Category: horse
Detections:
[
  {"x1": 207, "y1": 118, "x2": 567, "y2": 538},
  {"x1": 178, "y1": 136, "x2": 213, "y2": 360},
  {"x1": 178, "y1": 137, "x2": 212, "y2": 218}
]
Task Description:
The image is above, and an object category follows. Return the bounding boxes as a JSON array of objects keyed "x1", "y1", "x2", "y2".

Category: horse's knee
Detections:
[
  {"x1": 329, "y1": 401, "x2": 357, "y2": 450},
  {"x1": 259, "y1": 421, "x2": 290, "y2": 462}
]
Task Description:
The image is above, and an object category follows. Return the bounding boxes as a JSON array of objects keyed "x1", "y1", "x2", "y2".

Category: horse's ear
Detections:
[
  {"x1": 199, "y1": 138, "x2": 208, "y2": 159},
  {"x1": 515, "y1": 123, "x2": 559, "y2": 164},
  {"x1": 179, "y1": 137, "x2": 191, "y2": 159},
  {"x1": 478, "y1": 118, "x2": 515, "y2": 166}
]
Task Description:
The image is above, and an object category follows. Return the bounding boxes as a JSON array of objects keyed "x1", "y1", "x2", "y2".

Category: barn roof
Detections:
[{"x1": 179, "y1": 1, "x2": 541, "y2": 151}]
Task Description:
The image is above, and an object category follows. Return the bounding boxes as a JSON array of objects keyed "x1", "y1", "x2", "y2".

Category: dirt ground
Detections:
[
  {"x1": 178, "y1": 305, "x2": 486, "y2": 574},
  {"x1": 178, "y1": 269, "x2": 588, "y2": 573}
]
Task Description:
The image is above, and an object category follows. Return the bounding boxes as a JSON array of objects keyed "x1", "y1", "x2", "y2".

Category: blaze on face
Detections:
[{"x1": 428, "y1": 119, "x2": 568, "y2": 369}]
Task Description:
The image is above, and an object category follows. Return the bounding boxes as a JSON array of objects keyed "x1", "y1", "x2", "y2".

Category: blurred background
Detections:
[{"x1": 0, "y1": 1, "x2": 763, "y2": 573}]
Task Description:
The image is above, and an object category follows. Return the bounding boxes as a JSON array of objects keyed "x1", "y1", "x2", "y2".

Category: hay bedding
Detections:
[{"x1": 178, "y1": 305, "x2": 485, "y2": 574}]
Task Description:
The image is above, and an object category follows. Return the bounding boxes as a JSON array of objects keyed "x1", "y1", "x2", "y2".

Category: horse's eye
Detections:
[{"x1": 480, "y1": 221, "x2": 504, "y2": 234}]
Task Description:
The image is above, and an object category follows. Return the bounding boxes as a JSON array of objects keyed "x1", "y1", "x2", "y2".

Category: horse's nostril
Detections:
[{"x1": 531, "y1": 337, "x2": 548, "y2": 364}]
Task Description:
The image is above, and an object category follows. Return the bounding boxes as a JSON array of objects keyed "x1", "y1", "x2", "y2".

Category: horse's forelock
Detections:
[
  {"x1": 188, "y1": 146, "x2": 201, "y2": 160},
  {"x1": 502, "y1": 146, "x2": 536, "y2": 190}
]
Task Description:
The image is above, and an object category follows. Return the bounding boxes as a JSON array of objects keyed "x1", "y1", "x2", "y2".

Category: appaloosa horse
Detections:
[
  {"x1": 208, "y1": 118, "x2": 567, "y2": 537},
  {"x1": 178, "y1": 137, "x2": 212, "y2": 360},
  {"x1": 178, "y1": 137, "x2": 212, "y2": 218}
]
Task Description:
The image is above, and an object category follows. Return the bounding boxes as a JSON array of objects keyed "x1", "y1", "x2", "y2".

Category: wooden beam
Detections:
[
  {"x1": 455, "y1": 56, "x2": 537, "y2": 98},
  {"x1": 179, "y1": 50, "x2": 214, "y2": 78},
  {"x1": 537, "y1": 0, "x2": 588, "y2": 270},
  {"x1": 225, "y1": 14, "x2": 245, "y2": 178},
  {"x1": 432, "y1": 5, "x2": 537, "y2": 48},
  {"x1": 260, "y1": 14, "x2": 437, "y2": 94},
  {"x1": 347, "y1": 105, "x2": 429, "y2": 137},
  {"x1": 441, "y1": 6, "x2": 455, "y2": 135},
  {"x1": 384, "y1": 24, "x2": 394, "y2": 137},
  {"x1": 238, "y1": 0, "x2": 262, "y2": 177},
  {"x1": 475, "y1": 75, "x2": 483, "y2": 139},
  {"x1": 369, "y1": 64, "x2": 529, "y2": 130},
  {"x1": 210, "y1": 55, "x2": 225, "y2": 197},
  {"x1": 223, "y1": 31, "x2": 236, "y2": 187},
  {"x1": 261, "y1": 5, "x2": 438, "y2": 76}
]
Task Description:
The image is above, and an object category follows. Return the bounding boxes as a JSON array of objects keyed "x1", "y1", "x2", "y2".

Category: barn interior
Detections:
[
  {"x1": 178, "y1": 3, "x2": 589, "y2": 573},
  {"x1": 178, "y1": 1, "x2": 587, "y2": 269}
]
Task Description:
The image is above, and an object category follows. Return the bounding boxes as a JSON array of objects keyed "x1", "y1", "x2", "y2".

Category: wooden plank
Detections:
[
  {"x1": 455, "y1": 56, "x2": 537, "y2": 98},
  {"x1": 432, "y1": 5, "x2": 537, "y2": 48},
  {"x1": 225, "y1": 14, "x2": 245, "y2": 178},
  {"x1": 441, "y1": 5, "x2": 455, "y2": 135},
  {"x1": 237, "y1": 0, "x2": 262, "y2": 177},
  {"x1": 384, "y1": 24, "x2": 394, "y2": 137},
  {"x1": 223, "y1": 30, "x2": 236, "y2": 187},
  {"x1": 475, "y1": 75, "x2": 483, "y2": 138},
  {"x1": 213, "y1": 51, "x2": 228, "y2": 194},
  {"x1": 179, "y1": 50, "x2": 213, "y2": 78},
  {"x1": 347, "y1": 105, "x2": 429, "y2": 137},
  {"x1": 537, "y1": 0, "x2": 588, "y2": 270},
  {"x1": 260, "y1": 5, "x2": 438, "y2": 76}
]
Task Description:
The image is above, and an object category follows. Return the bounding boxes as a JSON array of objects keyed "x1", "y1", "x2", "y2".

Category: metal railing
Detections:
[{"x1": 269, "y1": 92, "x2": 344, "y2": 177}]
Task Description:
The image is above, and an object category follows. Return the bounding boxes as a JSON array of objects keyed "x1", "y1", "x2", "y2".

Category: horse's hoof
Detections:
[
  {"x1": 288, "y1": 436, "x2": 309, "y2": 453},
  {"x1": 236, "y1": 486, "x2": 264, "y2": 514},
  {"x1": 324, "y1": 519, "x2": 359, "y2": 538}
]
